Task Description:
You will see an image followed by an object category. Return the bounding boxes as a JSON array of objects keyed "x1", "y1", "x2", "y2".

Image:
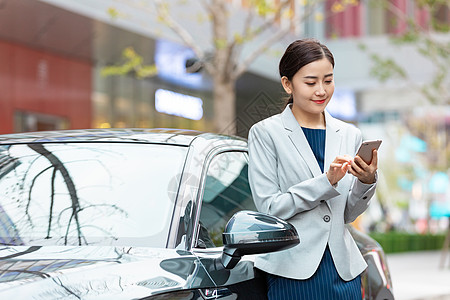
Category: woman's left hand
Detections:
[{"x1": 348, "y1": 150, "x2": 378, "y2": 184}]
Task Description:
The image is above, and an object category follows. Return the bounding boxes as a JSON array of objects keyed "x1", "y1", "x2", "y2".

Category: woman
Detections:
[{"x1": 248, "y1": 39, "x2": 378, "y2": 299}]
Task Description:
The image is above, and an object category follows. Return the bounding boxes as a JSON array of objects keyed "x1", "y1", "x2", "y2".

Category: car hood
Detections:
[{"x1": 0, "y1": 245, "x2": 215, "y2": 299}]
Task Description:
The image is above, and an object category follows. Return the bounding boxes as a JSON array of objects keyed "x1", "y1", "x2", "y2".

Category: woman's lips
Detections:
[{"x1": 312, "y1": 99, "x2": 326, "y2": 104}]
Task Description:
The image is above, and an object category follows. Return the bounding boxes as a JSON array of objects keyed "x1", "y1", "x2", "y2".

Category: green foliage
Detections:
[
  {"x1": 233, "y1": 33, "x2": 245, "y2": 45},
  {"x1": 370, "y1": 231, "x2": 446, "y2": 253},
  {"x1": 101, "y1": 47, "x2": 157, "y2": 79},
  {"x1": 214, "y1": 38, "x2": 228, "y2": 50},
  {"x1": 107, "y1": 7, "x2": 120, "y2": 19},
  {"x1": 331, "y1": 0, "x2": 360, "y2": 13},
  {"x1": 156, "y1": 2, "x2": 170, "y2": 25},
  {"x1": 358, "y1": 43, "x2": 367, "y2": 51},
  {"x1": 418, "y1": 0, "x2": 450, "y2": 32},
  {"x1": 431, "y1": 18, "x2": 450, "y2": 32},
  {"x1": 210, "y1": 228, "x2": 224, "y2": 247},
  {"x1": 391, "y1": 24, "x2": 420, "y2": 44},
  {"x1": 415, "y1": 0, "x2": 447, "y2": 7},
  {"x1": 413, "y1": 37, "x2": 449, "y2": 103},
  {"x1": 369, "y1": 54, "x2": 407, "y2": 82},
  {"x1": 250, "y1": 0, "x2": 278, "y2": 16},
  {"x1": 362, "y1": 0, "x2": 450, "y2": 104}
]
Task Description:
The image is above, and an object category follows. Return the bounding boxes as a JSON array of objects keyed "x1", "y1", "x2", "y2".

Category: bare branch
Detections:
[
  {"x1": 234, "y1": 1, "x2": 319, "y2": 79},
  {"x1": 46, "y1": 167, "x2": 57, "y2": 239},
  {"x1": 234, "y1": 29, "x2": 289, "y2": 80},
  {"x1": 202, "y1": 60, "x2": 217, "y2": 76},
  {"x1": 240, "y1": 0, "x2": 293, "y2": 42},
  {"x1": 242, "y1": 3, "x2": 255, "y2": 38},
  {"x1": 232, "y1": 3, "x2": 256, "y2": 66},
  {"x1": 199, "y1": 0, "x2": 213, "y2": 14},
  {"x1": 382, "y1": 0, "x2": 426, "y2": 32},
  {"x1": 225, "y1": 42, "x2": 237, "y2": 80},
  {"x1": 230, "y1": 0, "x2": 299, "y2": 77},
  {"x1": 26, "y1": 165, "x2": 54, "y2": 226},
  {"x1": 112, "y1": 0, "x2": 205, "y2": 60},
  {"x1": 154, "y1": 0, "x2": 205, "y2": 59},
  {"x1": 28, "y1": 144, "x2": 83, "y2": 246},
  {"x1": 374, "y1": 0, "x2": 449, "y2": 104},
  {"x1": 383, "y1": 0, "x2": 449, "y2": 52}
]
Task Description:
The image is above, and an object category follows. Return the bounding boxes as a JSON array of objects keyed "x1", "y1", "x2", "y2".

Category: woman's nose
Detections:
[{"x1": 315, "y1": 85, "x2": 326, "y2": 96}]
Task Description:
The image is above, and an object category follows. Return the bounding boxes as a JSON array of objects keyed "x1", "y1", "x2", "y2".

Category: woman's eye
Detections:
[
  {"x1": 305, "y1": 82, "x2": 315, "y2": 86},
  {"x1": 325, "y1": 80, "x2": 333, "y2": 84}
]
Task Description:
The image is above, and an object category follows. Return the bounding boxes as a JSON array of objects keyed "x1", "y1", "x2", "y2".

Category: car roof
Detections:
[{"x1": 0, "y1": 128, "x2": 246, "y2": 146}]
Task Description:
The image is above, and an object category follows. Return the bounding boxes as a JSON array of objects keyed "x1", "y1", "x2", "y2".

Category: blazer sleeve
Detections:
[
  {"x1": 248, "y1": 123, "x2": 340, "y2": 220},
  {"x1": 344, "y1": 131, "x2": 377, "y2": 223}
]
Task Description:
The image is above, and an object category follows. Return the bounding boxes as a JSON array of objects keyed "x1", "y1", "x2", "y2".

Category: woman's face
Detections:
[{"x1": 281, "y1": 57, "x2": 334, "y2": 117}]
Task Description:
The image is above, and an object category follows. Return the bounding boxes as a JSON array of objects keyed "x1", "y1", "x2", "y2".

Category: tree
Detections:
[
  {"x1": 1, "y1": 144, "x2": 127, "y2": 246},
  {"x1": 27, "y1": 144, "x2": 84, "y2": 245},
  {"x1": 104, "y1": 0, "x2": 357, "y2": 134},
  {"x1": 360, "y1": 0, "x2": 449, "y2": 105},
  {"x1": 357, "y1": 0, "x2": 449, "y2": 233}
]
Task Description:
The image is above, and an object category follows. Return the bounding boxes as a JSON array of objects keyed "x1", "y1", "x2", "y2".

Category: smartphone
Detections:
[{"x1": 356, "y1": 140, "x2": 382, "y2": 164}]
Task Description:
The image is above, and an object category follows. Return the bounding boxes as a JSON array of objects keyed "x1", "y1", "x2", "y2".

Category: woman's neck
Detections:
[{"x1": 291, "y1": 105, "x2": 326, "y2": 129}]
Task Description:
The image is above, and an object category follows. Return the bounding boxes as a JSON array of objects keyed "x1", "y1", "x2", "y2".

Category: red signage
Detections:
[{"x1": 0, "y1": 40, "x2": 92, "y2": 133}]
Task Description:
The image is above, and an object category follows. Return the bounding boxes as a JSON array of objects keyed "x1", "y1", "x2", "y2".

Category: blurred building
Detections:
[
  {"x1": 0, "y1": 0, "x2": 282, "y2": 134},
  {"x1": 0, "y1": 0, "x2": 448, "y2": 134}
]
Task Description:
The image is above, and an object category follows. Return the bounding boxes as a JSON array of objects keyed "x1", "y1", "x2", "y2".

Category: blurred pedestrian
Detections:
[{"x1": 248, "y1": 39, "x2": 378, "y2": 299}]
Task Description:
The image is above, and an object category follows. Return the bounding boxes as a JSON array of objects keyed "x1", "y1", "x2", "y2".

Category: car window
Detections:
[
  {"x1": 196, "y1": 151, "x2": 256, "y2": 248},
  {"x1": 0, "y1": 143, "x2": 187, "y2": 247}
]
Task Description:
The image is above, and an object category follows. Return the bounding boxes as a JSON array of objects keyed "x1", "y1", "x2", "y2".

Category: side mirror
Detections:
[{"x1": 221, "y1": 210, "x2": 299, "y2": 269}]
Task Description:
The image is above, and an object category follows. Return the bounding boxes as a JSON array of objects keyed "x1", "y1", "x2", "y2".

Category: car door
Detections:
[{"x1": 192, "y1": 150, "x2": 268, "y2": 299}]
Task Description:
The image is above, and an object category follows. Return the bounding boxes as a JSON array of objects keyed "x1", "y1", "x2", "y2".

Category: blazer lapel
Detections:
[
  {"x1": 281, "y1": 105, "x2": 322, "y2": 177},
  {"x1": 324, "y1": 111, "x2": 343, "y2": 171}
]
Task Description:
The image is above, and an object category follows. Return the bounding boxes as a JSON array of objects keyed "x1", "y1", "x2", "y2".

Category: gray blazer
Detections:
[{"x1": 248, "y1": 105, "x2": 376, "y2": 281}]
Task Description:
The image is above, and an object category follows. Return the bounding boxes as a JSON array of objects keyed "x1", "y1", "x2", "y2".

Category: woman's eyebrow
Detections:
[{"x1": 303, "y1": 73, "x2": 334, "y2": 79}]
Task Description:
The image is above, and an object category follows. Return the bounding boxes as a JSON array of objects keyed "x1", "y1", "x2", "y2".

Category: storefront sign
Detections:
[{"x1": 155, "y1": 89, "x2": 203, "y2": 120}]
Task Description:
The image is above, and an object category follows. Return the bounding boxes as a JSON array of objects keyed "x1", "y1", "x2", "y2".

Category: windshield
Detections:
[{"x1": 0, "y1": 142, "x2": 187, "y2": 247}]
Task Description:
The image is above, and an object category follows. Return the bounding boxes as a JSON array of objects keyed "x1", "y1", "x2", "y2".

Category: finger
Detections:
[
  {"x1": 334, "y1": 156, "x2": 353, "y2": 164},
  {"x1": 371, "y1": 150, "x2": 378, "y2": 168},
  {"x1": 330, "y1": 162, "x2": 344, "y2": 168},
  {"x1": 342, "y1": 154, "x2": 353, "y2": 161},
  {"x1": 350, "y1": 160, "x2": 365, "y2": 174},
  {"x1": 347, "y1": 166, "x2": 358, "y2": 176},
  {"x1": 354, "y1": 156, "x2": 368, "y2": 169},
  {"x1": 341, "y1": 162, "x2": 350, "y2": 172}
]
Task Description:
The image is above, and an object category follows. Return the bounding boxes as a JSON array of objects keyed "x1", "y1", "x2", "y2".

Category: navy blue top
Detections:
[{"x1": 301, "y1": 127, "x2": 326, "y2": 173}]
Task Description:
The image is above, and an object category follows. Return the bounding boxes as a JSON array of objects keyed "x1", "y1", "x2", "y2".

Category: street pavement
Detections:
[{"x1": 386, "y1": 250, "x2": 450, "y2": 300}]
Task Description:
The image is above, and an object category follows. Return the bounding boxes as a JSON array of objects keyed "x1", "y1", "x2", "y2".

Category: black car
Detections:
[{"x1": 0, "y1": 128, "x2": 393, "y2": 299}]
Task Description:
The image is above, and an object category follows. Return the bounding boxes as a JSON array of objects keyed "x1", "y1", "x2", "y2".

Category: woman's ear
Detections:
[{"x1": 281, "y1": 76, "x2": 292, "y2": 95}]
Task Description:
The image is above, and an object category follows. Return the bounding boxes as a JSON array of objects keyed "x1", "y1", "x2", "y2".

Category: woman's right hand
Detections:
[{"x1": 326, "y1": 155, "x2": 353, "y2": 186}]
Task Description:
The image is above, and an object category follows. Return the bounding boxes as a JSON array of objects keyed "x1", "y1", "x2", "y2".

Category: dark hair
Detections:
[{"x1": 279, "y1": 39, "x2": 335, "y2": 105}]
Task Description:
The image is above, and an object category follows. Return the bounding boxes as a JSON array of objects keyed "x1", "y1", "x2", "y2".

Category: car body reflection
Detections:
[{"x1": 0, "y1": 128, "x2": 393, "y2": 299}]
